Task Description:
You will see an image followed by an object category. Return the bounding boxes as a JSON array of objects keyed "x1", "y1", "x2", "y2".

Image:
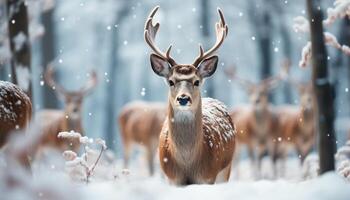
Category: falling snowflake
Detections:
[{"x1": 141, "y1": 88, "x2": 146, "y2": 96}]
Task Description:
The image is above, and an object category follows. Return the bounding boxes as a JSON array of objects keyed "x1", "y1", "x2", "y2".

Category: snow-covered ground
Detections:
[
  {"x1": 87, "y1": 172, "x2": 349, "y2": 200},
  {"x1": 1, "y1": 130, "x2": 349, "y2": 200},
  {"x1": 1, "y1": 147, "x2": 350, "y2": 200}
]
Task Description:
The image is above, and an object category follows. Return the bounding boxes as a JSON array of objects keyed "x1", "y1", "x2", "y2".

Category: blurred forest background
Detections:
[{"x1": 1, "y1": 0, "x2": 349, "y2": 154}]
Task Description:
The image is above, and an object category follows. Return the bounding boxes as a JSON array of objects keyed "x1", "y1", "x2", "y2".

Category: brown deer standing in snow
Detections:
[
  {"x1": 118, "y1": 101, "x2": 166, "y2": 175},
  {"x1": 34, "y1": 65, "x2": 97, "y2": 152},
  {"x1": 0, "y1": 81, "x2": 32, "y2": 148},
  {"x1": 0, "y1": 81, "x2": 32, "y2": 168},
  {"x1": 225, "y1": 61, "x2": 287, "y2": 178},
  {"x1": 275, "y1": 81, "x2": 315, "y2": 175},
  {"x1": 144, "y1": 6, "x2": 235, "y2": 185}
]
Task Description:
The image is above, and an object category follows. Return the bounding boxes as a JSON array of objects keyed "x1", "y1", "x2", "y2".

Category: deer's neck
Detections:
[
  {"x1": 301, "y1": 107, "x2": 313, "y2": 122},
  {"x1": 254, "y1": 106, "x2": 269, "y2": 122},
  {"x1": 65, "y1": 113, "x2": 83, "y2": 135},
  {"x1": 167, "y1": 99, "x2": 203, "y2": 162}
]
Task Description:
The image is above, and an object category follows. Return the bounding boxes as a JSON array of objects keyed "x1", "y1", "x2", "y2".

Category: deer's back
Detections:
[
  {"x1": 34, "y1": 109, "x2": 71, "y2": 150},
  {"x1": 229, "y1": 105, "x2": 253, "y2": 144},
  {"x1": 119, "y1": 101, "x2": 166, "y2": 144},
  {"x1": 202, "y1": 98, "x2": 236, "y2": 171},
  {"x1": 0, "y1": 81, "x2": 32, "y2": 147},
  {"x1": 275, "y1": 105, "x2": 300, "y2": 141}
]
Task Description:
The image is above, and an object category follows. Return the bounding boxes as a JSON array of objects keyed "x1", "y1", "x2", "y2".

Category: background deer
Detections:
[
  {"x1": 275, "y1": 82, "x2": 315, "y2": 176},
  {"x1": 118, "y1": 101, "x2": 166, "y2": 175},
  {"x1": 225, "y1": 62, "x2": 287, "y2": 178},
  {"x1": 144, "y1": 6, "x2": 235, "y2": 185},
  {"x1": 0, "y1": 81, "x2": 32, "y2": 148},
  {"x1": 0, "y1": 81, "x2": 32, "y2": 168},
  {"x1": 34, "y1": 66, "x2": 97, "y2": 152}
]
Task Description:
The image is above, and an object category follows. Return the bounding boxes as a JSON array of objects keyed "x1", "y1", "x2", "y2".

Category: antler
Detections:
[
  {"x1": 262, "y1": 59, "x2": 291, "y2": 89},
  {"x1": 192, "y1": 8, "x2": 228, "y2": 67},
  {"x1": 224, "y1": 64, "x2": 255, "y2": 90},
  {"x1": 80, "y1": 71, "x2": 98, "y2": 95},
  {"x1": 144, "y1": 6, "x2": 177, "y2": 66},
  {"x1": 45, "y1": 63, "x2": 68, "y2": 95}
]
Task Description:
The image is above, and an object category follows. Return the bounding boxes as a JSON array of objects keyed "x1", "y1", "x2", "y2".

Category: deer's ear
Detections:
[
  {"x1": 150, "y1": 54, "x2": 170, "y2": 77},
  {"x1": 198, "y1": 56, "x2": 218, "y2": 78}
]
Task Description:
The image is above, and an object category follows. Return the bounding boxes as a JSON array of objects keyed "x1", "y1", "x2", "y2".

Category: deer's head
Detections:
[
  {"x1": 295, "y1": 82, "x2": 314, "y2": 112},
  {"x1": 144, "y1": 6, "x2": 227, "y2": 112},
  {"x1": 224, "y1": 64, "x2": 284, "y2": 111},
  {"x1": 45, "y1": 65, "x2": 97, "y2": 120}
]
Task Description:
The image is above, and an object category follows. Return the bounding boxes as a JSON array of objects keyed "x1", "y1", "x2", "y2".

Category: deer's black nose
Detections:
[{"x1": 177, "y1": 95, "x2": 191, "y2": 106}]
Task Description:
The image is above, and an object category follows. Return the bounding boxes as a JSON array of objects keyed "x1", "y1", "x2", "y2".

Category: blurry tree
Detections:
[
  {"x1": 273, "y1": 0, "x2": 293, "y2": 104},
  {"x1": 104, "y1": 0, "x2": 131, "y2": 149},
  {"x1": 0, "y1": 2, "x2": 8, "y2": 81},
  {"x1": 248, "y1": 0, "x2": 274, "y2": 101},
  {"x1": 307, "y1": 0, "x2": 336, "y2": 173},
  {"x1": 6, "y1": 0, "x2": 32, "y2": 99},
  {"x1": 335, "y1": 18, "x2": 350, "y2": 113},
  {"x1": 41, "y1": 6, "x2": 58, "y2": 108},
  {"x1": 199, "y1": 0, "x2": 215, "y2": 98},
  {"x1": 0, "y1": 65, "x2": 6, "y2": 80}
]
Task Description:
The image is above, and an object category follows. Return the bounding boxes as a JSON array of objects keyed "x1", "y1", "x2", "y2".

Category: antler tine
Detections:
[
  {"x1": 224, "y1": 64, "x2": 255, "y2": 90},
  {"x1": 144, "y1": 6, "x2": 177, "y2": 66},
  {"x1": 44, "y1": 63, "x2": 67, "y2": 95},
  {"x1": 80, "y1": 70, "x2": 98, "y2": 95},
  {"x1": 193, "y1": 8, "x2": 228, "y2": 67},
  {"x1": 262, "y1": 59, "x2": 292, "y2": 89}
]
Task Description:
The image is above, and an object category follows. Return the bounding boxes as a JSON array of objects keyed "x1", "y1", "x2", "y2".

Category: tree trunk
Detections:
[
  {"x1": 104, "y1": 2, "x2": 130, "y2": 149},
  {"x1": 6, "y1": 0, "x2": 32, "y2": 99},
  {"x1": 41, "y1": 8, "x2": 58, "y2": 108},
  {"x1": 279, "y1": 12, "x2": 293, "y2": 104},
  {"x1": 258, "y1": 12, "x2": 272, "y2": 81},
  {"x1": 248, "y1": 1, "x2": 274, "y2": 102},
  {"x1": 307, "y1": 0, "x2": 336, "y2": 174}
]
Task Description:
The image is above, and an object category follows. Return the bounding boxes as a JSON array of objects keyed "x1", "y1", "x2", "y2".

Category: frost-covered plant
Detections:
[
  {"x1": 294, "y1": 1, "x2": 350, "y2": 68},
  {"x1": 337, "y1": 160, "x2": 350, "y2": 181},
  {"x1": 301, "y1": 141, "x2": 350, "y2": 181},
  {"x1": 302, "y1": 154, "x2": 319, "y2": 180},
  {"x1": 335, "y1": 140, "x2": 350, "y2": 181},
  {"x1": 58, "y1": 131, "x2": 108, "y2": 183}
]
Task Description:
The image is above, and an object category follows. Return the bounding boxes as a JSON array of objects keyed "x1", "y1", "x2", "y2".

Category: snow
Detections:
[
  {"x1": 299, "y1": 42, "x2": 311, "y2": 68},
  {"x1": 84, "y1": 173, "x2": 349, "y2": 200},
  {"x1": 293, "y1": 16, "x2": 309, "y2": 33},
  {"x1": 324, "y1": 0, "x2": 350, "y2": 25},
  {"x1": 58, "y1": 131, "x2": 82, "y2": 139},
  {"x1": 202, "y1": 97, "x2": 236, "y2": 145},
  {"x1": 15, "y1": 65, "x2": 31, "y2": 92},
  {"x1": 324, "y1": 32, "x2": 342, "y2": 49},
  {"x1": 1, "y1": 124, "x2": 350, "y2": 200},
  {"x1": 13, "y1": 32, "x2": 27, "y2": 51}
]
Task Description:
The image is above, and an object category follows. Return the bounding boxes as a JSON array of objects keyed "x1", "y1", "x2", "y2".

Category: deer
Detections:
[
  {"x1": 274, "y1": 81, "x2": 315, "y2": 176},
  {"x1": 224, "y1": 61, "x2": 288, "y2": 179},
  {"x1": 144, "y1": 6, "x2": 236, "y2": 185},
  {"x1": 118, "y1": 101, "x2": 166, "y2": 175},
  {"x1": 34, "y1": 65, "x2": 97, "y2": 152},
  {"x1": 0, "y1": 81, "x2": 32, "y2": 148},
  {"x1": 0, "y1": 81, "x2": 32, "y2": 168}
]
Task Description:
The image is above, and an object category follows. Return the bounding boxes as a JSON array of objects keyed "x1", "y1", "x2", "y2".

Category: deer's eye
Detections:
[
  {"x1": 194, "y1": 80, "x2": 200, "y2": 86},
  {"x1": 168, "y1": 80, "x2": 175, "y2": 86}
]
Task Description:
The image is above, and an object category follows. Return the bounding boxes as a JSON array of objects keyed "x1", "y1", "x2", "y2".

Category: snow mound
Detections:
[{"x1": 87, "y1": 172, "x2": 350, "y2": 200}]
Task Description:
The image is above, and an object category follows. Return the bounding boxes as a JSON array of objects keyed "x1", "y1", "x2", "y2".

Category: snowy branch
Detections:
[{"x1": 324, "y1": 0, "x2": 350, "y2": 26}]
